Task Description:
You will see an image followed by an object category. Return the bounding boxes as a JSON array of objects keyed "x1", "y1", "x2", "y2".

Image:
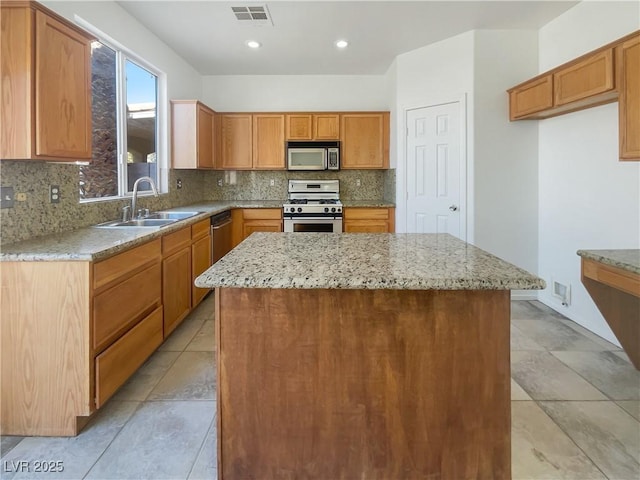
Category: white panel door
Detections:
[{"x1": 406, "y1": 102, "x2": 463, "y2": 239}]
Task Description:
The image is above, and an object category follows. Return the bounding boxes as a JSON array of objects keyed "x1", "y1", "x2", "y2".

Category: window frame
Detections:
[{"x1": 76, "y1": 17, "x2": 168, "y2": 203}]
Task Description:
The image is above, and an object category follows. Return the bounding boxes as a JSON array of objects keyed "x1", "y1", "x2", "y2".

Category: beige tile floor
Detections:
[{"x1": 1, "y1": 298, "x2": 639, "y2": 479}]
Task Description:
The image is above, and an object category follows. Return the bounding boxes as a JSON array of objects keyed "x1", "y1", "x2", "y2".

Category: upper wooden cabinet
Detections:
[
  {"x1": 509, "y1": 75, "x2": 553, "y2": 120},
  {"x1": 618, "y1": 35, "x2": 640, "y2": 160},
  {"x1": 171, "y1": 100, "x2": 216, "y2": 169},
  {"x1": 340, "y1": 113, "x2": 390, "y2": 169},
  {"x1": 553, "y1": 49, "x2": 614, "y2": 106},
  {"x1": 219, "y1": 114, "x2": 285, "y2": 170},
  {"x1": 508, "y1": 30, "x2": 639, "y2": 160},
  {"x1": 253, "y1": 114, "x2": 285, "y2": 169},
  {"x1": 1, "y1": 2, "x2": 93, "y2": 161},
  {"x1": 285, "y1": 113, "x2": 339, "y2": 140}
]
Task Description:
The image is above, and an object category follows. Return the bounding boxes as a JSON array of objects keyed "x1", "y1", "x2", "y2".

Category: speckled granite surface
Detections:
[
  {"x1": 0, "y1": 201, "x2": 283, "y2": 262},
  {"x1": 195, "y1": 233, "x2": 545, "y2": 291},
  {"x1": 577, "y1": 249, "x2": 640, "y2": 275},
  {"x1": 342, "y1": 200, "x2": 396, "y2": 208}
]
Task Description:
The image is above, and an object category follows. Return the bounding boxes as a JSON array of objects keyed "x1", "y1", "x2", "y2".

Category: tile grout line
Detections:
[{"x1": 185, "y1": 414, "x2": 217, "y2": 480}]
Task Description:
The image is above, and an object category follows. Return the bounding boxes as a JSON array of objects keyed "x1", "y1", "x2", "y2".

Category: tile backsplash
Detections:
[
  {"x1": 204, "y1": 169, "x2": 395, "y2": 202},
  {"x1": 0, "y1": 161, "x2": 395, "y2": 245}
]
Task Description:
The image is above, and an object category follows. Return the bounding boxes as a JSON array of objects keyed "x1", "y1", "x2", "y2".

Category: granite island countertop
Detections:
[
  {"x1": 577, "y1": 249, "x2": 640, "y2": 275},
  {"x1": 0, "y1": 200, "x2": 284, "y2": 262},
  {"x1": 195, "y1": 232, "x2": 545, "y2": 291}
]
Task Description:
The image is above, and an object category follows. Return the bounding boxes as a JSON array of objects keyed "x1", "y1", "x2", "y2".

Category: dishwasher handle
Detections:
[{"x1": 212, "y1": 218, "x2": 232, "y2": 230}]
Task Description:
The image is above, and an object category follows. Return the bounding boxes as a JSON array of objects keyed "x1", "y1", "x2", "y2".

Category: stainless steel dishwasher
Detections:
[{"x1": 211, "y1": 211, "x2": 233, "y2": 263}]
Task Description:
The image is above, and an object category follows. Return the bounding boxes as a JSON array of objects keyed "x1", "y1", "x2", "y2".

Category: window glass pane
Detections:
[
  {"x1": 81, "y1": 41, "x2": 117, "y2": 200},
  {"x1": 125, "y1": 60, "x2": 157, "y2": 193}
]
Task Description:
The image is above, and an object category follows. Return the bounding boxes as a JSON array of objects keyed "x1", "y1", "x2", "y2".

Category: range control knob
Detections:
[
  {"x1": 331, "y1": 207, "x2": 336, "y2": 213},
  {"x1": 324, "y1": 207, "x2": 329, "y2": 213},
  {"x1": 297, "y1": 207, "x2": 303, "y2": 213},
  {"x1": 337, "y1": 207, "x2": 342, "y2": 213},
  {"x1": 290, "y1": 207, "x2": 296, "y2": 213}
]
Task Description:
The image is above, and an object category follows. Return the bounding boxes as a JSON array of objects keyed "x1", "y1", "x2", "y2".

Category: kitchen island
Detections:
[{"x1": 195, "y1": 233, "x2": 544, "y2": 480}]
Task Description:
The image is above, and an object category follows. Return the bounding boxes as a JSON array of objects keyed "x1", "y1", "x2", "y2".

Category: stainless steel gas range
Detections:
[{"x1": 283, "y1": 180, "x2": 343, "y2": 233}]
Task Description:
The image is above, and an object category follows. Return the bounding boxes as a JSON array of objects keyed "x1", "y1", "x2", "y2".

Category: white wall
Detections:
[
  {"x1": 201, "y1": 75, "x2": 388, "y2": 112},
  {"x1": 473, "y1": 30, "x2": 539, "y2": 289},
  {"x1": 538, "y1": 1, "x2": 640, "y2": 344},
  {"x1": 393, "y1": 31, "x2": 475, "y2": 234}
]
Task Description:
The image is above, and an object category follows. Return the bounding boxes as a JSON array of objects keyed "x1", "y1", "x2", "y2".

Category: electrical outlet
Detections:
[
  {"x1": 356, "y1": 179, "x2": 361, "y2": 187},
  {"x1": 270, "y1": 179, "x2": 275, "y2": 187},
  {"x1": 16, "y1": 193, "x2": 27, "y2": 201},
  {"x1": 176, "y1": 179, "x2": 183, "y2": 189},
  {"x1": 0, "y1": 186, "x2": 14, "y2": 208},
  {"x1": 217, "y1": 179, "x2": 223, "y2": 187},
  {"x1": 49, "y1": 185, "x2": 60, "y2": 203}
]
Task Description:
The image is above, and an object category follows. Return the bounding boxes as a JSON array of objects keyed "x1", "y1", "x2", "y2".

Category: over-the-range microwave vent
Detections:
[{"x1": 231, "y1": 5, "x2": 273, "y2": 26}]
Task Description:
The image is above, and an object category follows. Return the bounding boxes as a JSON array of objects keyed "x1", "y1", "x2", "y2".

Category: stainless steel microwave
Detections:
[{"x1": 286, "y1": 141, "x2": 340, "y2": 171}]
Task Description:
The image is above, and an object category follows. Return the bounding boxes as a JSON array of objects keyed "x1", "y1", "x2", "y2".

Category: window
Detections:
[{"x1": 80, "y1": 38, "x2": 164, "y2": 201}]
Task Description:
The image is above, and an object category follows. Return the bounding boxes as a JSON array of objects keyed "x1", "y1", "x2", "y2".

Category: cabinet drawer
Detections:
[
  {"x1": 344, "y1": 208, "x2": 390, "y2": 220},
  {"x1": 554, "y1": 49, "x2": 614, "y2": 106},
  {"x1": 191, "y1": 218, "x2": 210, "y2": 240},
  {"x1": 95, "y1": 305, "x2": 163, "y2": 408},
  {"x1": 243, "y1": 208, "x2": 282, "y2": 220},
  {"x1": 162, "y1": 226, "x2": 191, "y2": 256},
  {"x1": 93, "y1": 263, "x2": 161, "y2": 352},
  {"x1": 93, "y1": 239, "x2": 161, "y2": 291}
]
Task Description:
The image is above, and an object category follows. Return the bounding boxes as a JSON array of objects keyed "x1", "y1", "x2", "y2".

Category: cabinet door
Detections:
[
  {"x1": 243, "y1": 220, "x2": 282, "y2": 240},
  {"x1": 618, "y1": 35, "x2": 640, "y2": 160},
  {"x1": 35, "y1": 10, "x2": 92, "y2": 159},
  {"x1": 286, "y1": 114, "x2": 312, "y2": 140},
  {"x1": 221, "y1": 114, "x2": 252, "y2": 169},
  {"x1": 197, "y1": 104, "x2": 215, "y2": 169},
  {"x1": 508, "y1": 75, "x2": 553, "y2": 120},
  {"x1": 314, "y1": 114, "x2": 339, "y2": 139},
  {"x1": 162, "y1": 247, "x2": 192, "y2": 337},
  {"x1": 192, "y1": 234, "x2": 212, "y2": 307},
  {"x1": 554, "y1": 50, "x2": 614, "y2": 106},
  {"x1": 343, "y1": 208, "x2": 393, "y2": 233},
  {"x1": 344, "y1": 221, "x2": 389, "y2": 233},
  {"x1": 253, "y1": 114, "x2": 285, "y2": 169},
  {"x1": 340, "y1": 113, "x2": 389, "y2": 169}
]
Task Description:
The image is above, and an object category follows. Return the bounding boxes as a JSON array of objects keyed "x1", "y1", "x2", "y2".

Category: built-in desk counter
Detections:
[
  {"x1": 578, "y1": 249, "x2": 640, "y2": 370},
  {"x1": 197, "y1": 233, "x2": 544, "y2": 480}
]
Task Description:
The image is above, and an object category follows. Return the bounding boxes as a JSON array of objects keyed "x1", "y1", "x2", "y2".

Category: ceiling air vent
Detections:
[{"x1": 231, "y1": 6, "x2": 273, "y2": 26}]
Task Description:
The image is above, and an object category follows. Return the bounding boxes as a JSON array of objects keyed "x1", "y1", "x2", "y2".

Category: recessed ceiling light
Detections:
[
  {"x1": 335, "y1": 40, "x2": 349, "y2": 49},
  {"x1": 246, "y1": 40, "x2": 261, "y2": 49}
]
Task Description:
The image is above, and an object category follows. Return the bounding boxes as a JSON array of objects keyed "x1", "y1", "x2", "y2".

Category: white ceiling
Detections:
[{"x1": 116, "y1": 0, "x2": 579, "y2": 75}]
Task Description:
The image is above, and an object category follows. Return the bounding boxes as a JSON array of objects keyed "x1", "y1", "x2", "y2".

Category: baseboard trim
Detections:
[{"x1": 511, "y1": 291, "x2": 538, "y2": 301}]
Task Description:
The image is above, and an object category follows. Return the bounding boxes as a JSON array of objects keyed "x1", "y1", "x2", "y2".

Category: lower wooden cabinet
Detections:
[
  {"x1": 191, "y1": 219, "x2": 212, "y2": 307},
  {"x1": 162, "y1": 227, "x2": 192, "y2": 337},
  {"x1": 95, "y1": 306, "x2": 163, "y2": 408},
  {"x1": 232, "y1": 208, "x2": 283, "y2": 247},
  {"x1": 343, "y1": 207, "x2": 395, "y2": 233}
]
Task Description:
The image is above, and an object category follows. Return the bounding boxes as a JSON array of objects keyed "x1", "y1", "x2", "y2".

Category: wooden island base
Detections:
[{"x1": 215, "y1": 287, "x2": 511, "y2": 480}]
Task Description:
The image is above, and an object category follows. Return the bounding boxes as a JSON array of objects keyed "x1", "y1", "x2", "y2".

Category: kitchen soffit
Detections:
[{"x1": 115, "y1": 0, "x2": 581, "y2": 75}]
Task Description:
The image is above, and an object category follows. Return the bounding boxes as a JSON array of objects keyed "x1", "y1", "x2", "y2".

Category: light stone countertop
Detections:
[
  {"x1": 0, "y1": 201, "x2": 283, "y2": 262},
  {"x1": 341, "y1": 200, "x2": 396, "y2": 208},
  {"x1": 195, "y1": 232, "x2": 545, "y2": 291},
  {"x1": 577, "y1": 249, "x2": 640, "y2": 275}
]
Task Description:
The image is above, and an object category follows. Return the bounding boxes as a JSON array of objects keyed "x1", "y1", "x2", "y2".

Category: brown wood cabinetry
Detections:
[
  {"x1": 171, "y1": 101, "x2": 216, "y2": 169},
  {"x1": 343, "y1": 207, "x2": 395, "y2": 233},
  {"x1": 508, "y1": 30, "x2": 639, "y2": 160},
  {"x1": 253, "y1": 114, "x2": 285, "y2": 169},
  {"x1": 285, "y1": 113, "x2": 340, "y2": 140},
  {"x1": 553, "y1": 49, "x2": 614, "y2": 106},
  {"x1": 340, "y1": 113, "x2": 390, "y2": 169},
  {"x1": 231, "y1": 208, "x2": 283, "y2": 247},
  {"x1": 509, "y1": 76, "x2": 553, "y2": 120},
  {"x1": 1, "y1": 2, "x2": 93, "y2": 161},
  {"x1": 219, "y1": 114, "x2": 253, "y2": 169},
  {"x1": 191, "y1": 219, "x2": 212, "y2": 306},
  {"x1": 618, "y1": 35, "x2": 640, "y2": 160},
  {"x1": 162, "y1": 227, "x2": 192, "y2": 336}
]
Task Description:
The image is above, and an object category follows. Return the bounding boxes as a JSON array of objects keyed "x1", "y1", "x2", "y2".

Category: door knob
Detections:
[{"x1": 449, "y1": 205, "x2": 458, "y2": 212}]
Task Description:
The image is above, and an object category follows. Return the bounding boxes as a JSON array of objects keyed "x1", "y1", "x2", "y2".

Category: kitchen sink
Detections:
[
  {"x1": 95, "y1": 211, "x2": 203, "y2": 229},
  {"x1": 144, "y1": 211, "x2": 202, "y2": 220}
]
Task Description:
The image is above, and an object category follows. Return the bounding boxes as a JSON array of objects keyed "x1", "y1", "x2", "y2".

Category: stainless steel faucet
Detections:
[{"x1": 130, "y1": 176, "x2": 159, "y2": 219}]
